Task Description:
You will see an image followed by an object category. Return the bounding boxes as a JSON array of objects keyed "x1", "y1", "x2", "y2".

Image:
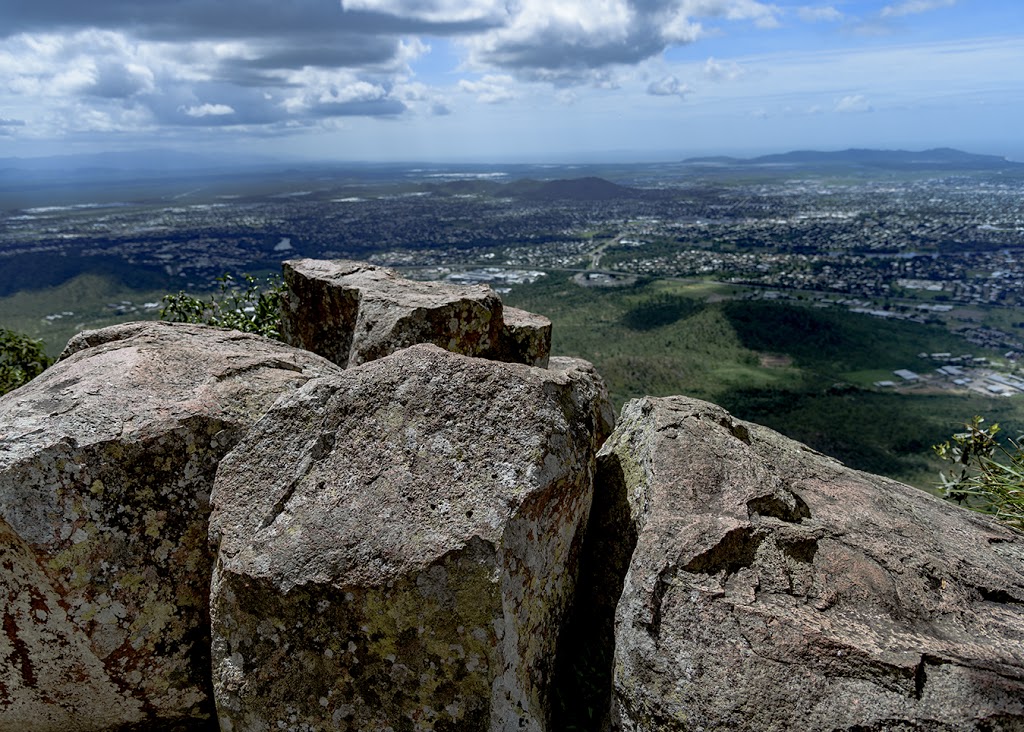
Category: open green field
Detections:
[{"x1": 504, "y1": 273, "x2": 1024, "y2": 492}]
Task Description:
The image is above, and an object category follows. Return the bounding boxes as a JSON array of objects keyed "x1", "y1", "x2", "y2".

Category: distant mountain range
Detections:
[{"x1": 683, "y1": 147, "x2": 1021, "y2": 170}]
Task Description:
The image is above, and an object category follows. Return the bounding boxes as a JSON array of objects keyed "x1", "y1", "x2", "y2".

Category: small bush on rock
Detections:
[
  {"x1": 934, "y1": 416, "x2": 1024, "y2": 532},
  {"x1": 0, "y1": 327, "x2": 52, "y2": 395},
  {"x1": 160, "y1": 273, "x2": 284, "y2": 339}
]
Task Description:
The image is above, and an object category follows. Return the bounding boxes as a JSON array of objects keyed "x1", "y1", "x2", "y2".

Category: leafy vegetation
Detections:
[
  {"x1": 934, "y1": 417, "x2": 1024, "y2": 531},
  {"x1": 0, "y1": 328, "x2": 53, "y2": 395},
  {"x1": 160, "y1": 274, "x2": 285, "y2": 339}
]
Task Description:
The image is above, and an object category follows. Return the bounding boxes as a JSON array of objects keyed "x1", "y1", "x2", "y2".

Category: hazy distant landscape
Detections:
[{"x1": 2, "y1": 148, "x2": 1023, "y2": 491}]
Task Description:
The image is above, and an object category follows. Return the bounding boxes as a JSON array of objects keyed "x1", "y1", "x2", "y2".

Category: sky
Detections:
[{"x1": 1, "y1": 0, "x2": 1022, "y2": 163}]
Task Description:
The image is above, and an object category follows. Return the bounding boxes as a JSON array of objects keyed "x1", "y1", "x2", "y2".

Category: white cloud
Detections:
[
  {"x1": 0, "y1": 26, "x2": 413, "y2": 137},
  {"x1": 183, "y1": 103, "x2": 235, "y2": 117},
  {"x1": 464, "y1": 0, "x2": 780, "y2": 82},
  {"x1": 835, "y1": 94, "x2": 872, "y2": 113},
  {"x1": 278, "y1": 70, "x2": 401, "y2": 117},
  {"x1": 797, "y1": 6, "x2": 843, "y2": 22},
  {"x1": 880, "y1": 0, "x2": 956, "y2": 18},
  {"x1": 457, "y1": 74, "x2": 518, "y2": 103},
  {"x1": 647, "y1": 74, "x2": 691, "y2": 98},
  {"x1": 703, "y1": 56, "x2": 745, "y2": 82},
  {"x1": 680, "y1": 0, "x2": 781, "y2": 29}
]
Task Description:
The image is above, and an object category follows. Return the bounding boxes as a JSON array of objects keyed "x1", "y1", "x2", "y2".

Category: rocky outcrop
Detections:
[
  {"x1": 3, "y1": 260, "x2": 1023, "y2": 732},
  {"x1": 496, "y1": 306, "x2": 552, "y2": 369},
  {"x1": 280, "y1": 258, "x2": 551, "y2": 368},
  {"x1": 208, "y1": 343, "x2": 613, "y2": 731},
  {"x1": 0, "y1": 322, "x2": 338, "y2": 731},
  {"x1": 602, "y1": 396, "x2": 1024, "y2": 732}
]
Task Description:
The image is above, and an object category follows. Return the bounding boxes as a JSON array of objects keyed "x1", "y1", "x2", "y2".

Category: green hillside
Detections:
[{"x1": 504, "y1": 275, "x2": 1023, "y2": 491}]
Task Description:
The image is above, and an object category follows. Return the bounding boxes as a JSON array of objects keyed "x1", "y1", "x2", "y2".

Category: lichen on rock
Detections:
[
  {"x1": 604, "y1": 395, "x2": 1024, "y2": 732},
  {"x1": 209, "y1": 343, "x2": 612, "y2": 731},
  {"x1": 280, "y1": 258, "x2": 551, "y2": 369},
  {"x1": 0, "y1": 321, "x2": 338, "y2": 731}
]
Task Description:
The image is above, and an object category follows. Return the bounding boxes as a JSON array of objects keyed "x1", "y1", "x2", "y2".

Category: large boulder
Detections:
[
  {"x1": 604, "y1": 396, "x2": 1024, "y2": 732},
  {"x1": 208, "y1": 344, "x2": 613, "y2": 731},
  {"x1": 0, "y1": 321, "x2": 338, "y2": 731},
  {"x1": 280, "y1": 258, "x2": 551, "y2": 368}
]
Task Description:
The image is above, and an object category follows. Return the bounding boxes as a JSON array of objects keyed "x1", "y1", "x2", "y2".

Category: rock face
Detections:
[
  {"x1": 280, "y1": 258, "x2": 551, "y2": 369},
  {"x1": 208, "y1": 344, "x2": 613, "y2": 731},
  {"x1": 4, "y1": 259, "x2": 1024, "y2": 732},
  {"x1": 0, "y1": 322, "x2": 337, "y2": 731},
  {"x1": 603, "y1": 396, "x2": 1024, "y2": 732}
]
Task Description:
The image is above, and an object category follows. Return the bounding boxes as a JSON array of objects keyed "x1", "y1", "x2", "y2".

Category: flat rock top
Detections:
[
  {"x1": 211, "y1": 344, "x2": 611, "y2": 590},
  {"x1": 285, "y1": 258, "x2": 497, "y2": 307},
  {"x1": 0, "y1": 321, "x2": 337, "y2": 458},
  {"x1": 503, "y1": 306, "x2": 551, "y2": 328}
]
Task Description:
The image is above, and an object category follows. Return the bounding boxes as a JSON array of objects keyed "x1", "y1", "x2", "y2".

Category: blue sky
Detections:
[{"x1": 1, "y1": 0, "x2": 1021, "y2": 162}]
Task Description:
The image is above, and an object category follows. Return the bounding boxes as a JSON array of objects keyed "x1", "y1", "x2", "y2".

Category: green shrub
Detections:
[
  {"x1": 160, "y1": 274, "x2": 284, "y2": 339},
  {"x1": 934, "y1": 416, "x2": 1024, "y2": 532},
  {"x1": 0, "y1": 328, "x2": 53, "y2": 395}
]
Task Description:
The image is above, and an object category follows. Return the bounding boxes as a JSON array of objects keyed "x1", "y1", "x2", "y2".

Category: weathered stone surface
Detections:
[
  {"x1": 0, "y1": 321, "x2": 338, "y2": 731},
  {"x1": 209, "y1": 344, "x2": 613, "y2": 731},
  {"x1": 605, "y1": 396, "x2": 1024, "y2": 732},
  {"x1": 498, "y1": 307, "x2": 551, "y2": 369},
  {"x1": 280, "y1": 258, "x2": 551, "y2": 368}
]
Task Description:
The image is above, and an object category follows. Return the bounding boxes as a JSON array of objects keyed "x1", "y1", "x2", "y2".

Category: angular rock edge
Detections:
[
  {"x1": 0, "y1": 321, "x2": 339, "y2": 731},
  {"x1": 601, "y1": 395, "x2": 1024, "y2": 732},
  {"x1": 279, "y1": 258, "x2": 551, "y2": 369},
  {"x1": 207, "y1": 343, "x2": 613, "y2": 731}
]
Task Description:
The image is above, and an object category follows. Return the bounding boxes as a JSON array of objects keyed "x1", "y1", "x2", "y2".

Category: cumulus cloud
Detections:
[
  {"x1": 0, "y1": 0, "x2": 795, "y2": 145},
  {"x1": 703, "y1": 57, "x2": 745, "y2": 82},
  {"x1": 647, "y1": 75, "x2": 691, "y2": 98},
  {"x1": 0, "y1": 1, "x2": 434, "y2": 141},
  {"x1": 463, "y1": 0, "x2": 780, "y2": 82},
  {"x1": 0, "y1": 21, "x2": 412, "y2": 136},
  {"x1": 835, "y1": 94, "x2": 872, "y2": 113},
  {"x1": 457, "y1": 75, "x2": 518, "y2": 103},
  {"x1": 183, "y1": 103, "x2": 235, "y2": 118},
  {"x1": 0, "y1": 118, "x2": 26, "y2": 126},
  {"x1": 85, "y1": 62, "x2": 155, "y2": 98},
  {"x1": 797, "y1": 6, "x2": 843, "y2": 22},
  {"x1": 881, "y1": 0, "x2": 956, "y2": 18}
]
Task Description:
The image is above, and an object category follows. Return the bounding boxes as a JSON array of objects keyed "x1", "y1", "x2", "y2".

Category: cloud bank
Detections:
[{"x1": 0, "y1": 0, "x2": 784, "y2": 141}]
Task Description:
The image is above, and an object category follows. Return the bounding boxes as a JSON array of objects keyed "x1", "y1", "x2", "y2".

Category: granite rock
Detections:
[
  {"x1": 604, "y1": 396, "x2": 1024, "y2": 732},
  {"x1": 280, "y1": 258, "x2": 550, "y2": 368},
  {"x1": 209, "y1": 344, "x2": 613, "y2": 731},
  {"x1": 0, "y1": 321, "x2": 338, "y2": 731}
]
